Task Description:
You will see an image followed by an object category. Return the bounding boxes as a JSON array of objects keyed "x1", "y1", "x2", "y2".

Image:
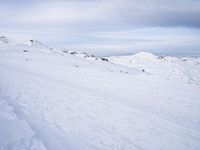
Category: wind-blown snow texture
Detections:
[{"x1": 0, "y1": 38, "x2": 200, "y2": 150}]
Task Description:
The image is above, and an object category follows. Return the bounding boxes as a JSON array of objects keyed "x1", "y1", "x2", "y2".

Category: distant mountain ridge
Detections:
[{"x1": 108, "y1": 52, "x2": 200, "y2": 84}]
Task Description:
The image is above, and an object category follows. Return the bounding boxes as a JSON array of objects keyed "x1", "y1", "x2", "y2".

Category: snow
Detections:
[
  {"x1": 109, "y1": 52, "x2": 200, "y2": 84},
  {"x1": 28, "y1": 40, "x2": 51, "y2": 50},
  {"x1": 0, "y1": 119, "x2": 34, "y2": 146},
  {"x1": 0, "y1": 36, "x2": 9, "y2": 44},
  {"x1": 0, "y1": 38, "x2": 200, "y2": 150}
]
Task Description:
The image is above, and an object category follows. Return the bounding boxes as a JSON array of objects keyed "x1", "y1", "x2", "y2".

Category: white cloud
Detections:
[{"x1": 1, "y1": 1, "x2": 116, "y2": 26}]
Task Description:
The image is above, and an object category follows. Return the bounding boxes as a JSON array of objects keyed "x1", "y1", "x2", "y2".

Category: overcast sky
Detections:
[{"x1": 1, "y1": 0, "x2": 200, "y2": 56}]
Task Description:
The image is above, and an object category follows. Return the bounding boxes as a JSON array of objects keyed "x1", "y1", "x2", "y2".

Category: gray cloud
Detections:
[
  {"x1": 1, "y1": 0, "x2": 200, "y2": 28},
  {"x1": 112, "y1": 0, "x2": 200, "y2": 28}
]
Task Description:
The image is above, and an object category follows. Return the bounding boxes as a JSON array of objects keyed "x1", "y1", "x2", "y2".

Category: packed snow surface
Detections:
[{"x1": 0, "y1": 39, "x2": 200, "y2": 150}]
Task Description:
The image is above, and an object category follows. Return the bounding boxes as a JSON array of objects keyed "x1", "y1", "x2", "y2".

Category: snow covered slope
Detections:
[
  {"x1": 0, "y1": 40, "x2": 200, "y2": 150},
  {"x1": 28, "y1": 40, "x2": 52, "y2": 50},
  {"x1": 109, "y1": 52, "x2": 200, "y2": 85}
]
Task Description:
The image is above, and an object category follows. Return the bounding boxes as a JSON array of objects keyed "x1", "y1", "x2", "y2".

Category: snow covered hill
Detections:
[
  {"x1": 0, "y1": 38, "x2": 200, "y2": 150},
  {"x1": 109, "y1": 52, "x2": 200, "y2": 85}
]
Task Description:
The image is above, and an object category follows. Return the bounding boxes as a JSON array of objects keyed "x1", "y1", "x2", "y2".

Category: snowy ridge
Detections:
[
  {"x1": 109, "y1": 52, "x2": 200, "y2": 84},
  {"x1": 0, "y1": 36, "x2": 108, "y2": 62},
  {"x1": 28, "y1": 40, "x2": 52, "y2": 50},
  {"x1": 0, "y1": 39, "x2": 200, "y2": 150},
  {"x1": 58, "y1": 49, "x2": 109, "y2": 62}
]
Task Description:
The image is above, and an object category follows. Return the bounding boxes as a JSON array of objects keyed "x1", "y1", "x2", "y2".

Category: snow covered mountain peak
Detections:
[
  {"x1": 108, "y1": 52, "x2": 200, "y2": 84},
  {"x1": 0, "y1": 36, "x2": 9, "y2": 44},
  {"x1": 133, "y1": 51, "x2": 155, "y2": 57},
  {"x1": 131, "y1": 52, "x2": 157, "y2": 61}
]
